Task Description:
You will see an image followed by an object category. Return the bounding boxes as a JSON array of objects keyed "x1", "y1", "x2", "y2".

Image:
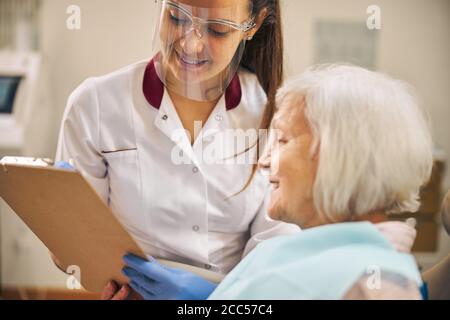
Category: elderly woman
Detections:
[
  {"x1": 121, "y1": 65, "x2": 447, "y2": 300},
  {"x1": 208, "y1": 65, "x2": 433, "y2": 299}
]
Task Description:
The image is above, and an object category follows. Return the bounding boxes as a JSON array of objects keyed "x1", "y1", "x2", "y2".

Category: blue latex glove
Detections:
[
  {"x1": 54, "y1": 161, "x2": 76, "y2": 170},
  {"x1": 122, "y1": 254, "x2": 217, "y2": 300}
]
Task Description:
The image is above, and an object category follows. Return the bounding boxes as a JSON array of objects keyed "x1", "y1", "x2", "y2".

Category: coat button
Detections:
[
  {"x1": 205, "y1": 264, "x2": 212, "y2": 270},
  {"x1": 162, "y1": 115, "x2": 168, "y2": 120},
  {"x1": 192, "y1": 166, "x2": 199, "y2": 173},
  {"x1": 215, "y1": 114, "x2": 223, "y2": 122},
  {"x1": 192, "y1": 225, "x2": 200, "y2": 232}
]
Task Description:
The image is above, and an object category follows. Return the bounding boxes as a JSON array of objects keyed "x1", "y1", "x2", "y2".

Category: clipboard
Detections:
[
  {"x1": 0, "y1": 159, "x2": 145, "y2": 292},
  {"x1": 0, "y1": 157, "x2": 223, "y2": 293}
]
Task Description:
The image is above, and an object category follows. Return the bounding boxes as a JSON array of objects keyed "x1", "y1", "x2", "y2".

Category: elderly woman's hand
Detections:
[{"x1": 375, "y1": 221, "x2": 417, "y2": 253}]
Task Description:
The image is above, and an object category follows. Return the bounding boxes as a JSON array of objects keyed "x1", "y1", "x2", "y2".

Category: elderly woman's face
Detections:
[{"x1": 259, "y1": 96, "x2": 326, "y2": 228}]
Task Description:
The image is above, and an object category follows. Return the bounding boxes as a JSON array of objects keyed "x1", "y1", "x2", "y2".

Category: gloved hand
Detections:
[
  {"x1": 54, "y1": 161, "x2": 76, "y2": 170},
  {"x1": 122, "y1": 254, "x2": 217, "y2": 300}
]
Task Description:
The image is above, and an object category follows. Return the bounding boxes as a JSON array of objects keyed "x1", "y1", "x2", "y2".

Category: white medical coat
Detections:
[{"x1": 55, "y1": 59, "x2": 300, "y2": 274}]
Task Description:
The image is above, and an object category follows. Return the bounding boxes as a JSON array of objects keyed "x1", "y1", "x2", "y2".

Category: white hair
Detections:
[{"x1": 276, "y1": 64, "x2": 433, "y2": 218}]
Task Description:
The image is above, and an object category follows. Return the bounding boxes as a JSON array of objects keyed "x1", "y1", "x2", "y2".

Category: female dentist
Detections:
[{"x1": 54, "y1": 0, "x2": 300, "y2": 299}]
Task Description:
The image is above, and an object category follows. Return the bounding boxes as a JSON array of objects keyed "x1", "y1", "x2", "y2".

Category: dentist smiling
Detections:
[{"x1": 53, "y1": 0, "x2": 301, "y2": 299}]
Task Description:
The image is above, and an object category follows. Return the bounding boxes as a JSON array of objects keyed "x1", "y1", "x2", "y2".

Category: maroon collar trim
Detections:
[
  {"x1": 225, "y1": 73, "x2": 242, "y2": 111},
  {"x1": 142, "y1": 59, "x2": 241, "y2": 111},
  {"x1": 142, "y1": 59, "x2": 165, "y2": 110}
]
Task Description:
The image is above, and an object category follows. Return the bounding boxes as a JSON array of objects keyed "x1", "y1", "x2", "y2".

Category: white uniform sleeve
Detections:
[
  {"x1": 242, "y1": 186, "x2": 301, "y2": 258},
  {"x1": 55, "y1": 78, "x2": 109, "y2": 204}
]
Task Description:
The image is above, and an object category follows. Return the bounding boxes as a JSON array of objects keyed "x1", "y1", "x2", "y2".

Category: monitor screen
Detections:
[{"x1": 0, "y1": 76, "x2": 22, "y2": 114}]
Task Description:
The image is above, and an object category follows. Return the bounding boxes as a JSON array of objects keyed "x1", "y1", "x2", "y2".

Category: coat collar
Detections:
[{"x1": 142, "y1": 58, "x2": 242, "y2": 111}]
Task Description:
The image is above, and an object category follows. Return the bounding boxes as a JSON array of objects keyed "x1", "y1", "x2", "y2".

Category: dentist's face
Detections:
[
  {"x1": 159, "y1": 0, "x2": 250, "y2": 84},
  {"x1": 259, "y1": 96, "x2": 323, "y2": 229}
]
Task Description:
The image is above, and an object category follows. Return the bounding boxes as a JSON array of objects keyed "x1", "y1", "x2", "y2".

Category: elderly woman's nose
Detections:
[{"x1": 258, "y1": 150, "x2": 271, "y2": 171}]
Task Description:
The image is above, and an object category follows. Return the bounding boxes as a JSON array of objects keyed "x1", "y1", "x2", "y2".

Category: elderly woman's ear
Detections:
[{"x1": 442, "y1": 190, "x2": 450, "y2": 236}]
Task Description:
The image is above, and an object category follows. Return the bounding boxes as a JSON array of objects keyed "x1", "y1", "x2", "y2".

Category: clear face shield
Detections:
[{"x1": 151, "y1": 0, "x2": 255, "y2": 102}]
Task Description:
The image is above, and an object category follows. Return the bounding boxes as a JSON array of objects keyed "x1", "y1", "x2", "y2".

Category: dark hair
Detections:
[
  {"x1": 239, "y1": 0, "x2": 284, "y2": 190},
  {"x1": 242, "y1": 0, "x2": 283, "y2": 129}
]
